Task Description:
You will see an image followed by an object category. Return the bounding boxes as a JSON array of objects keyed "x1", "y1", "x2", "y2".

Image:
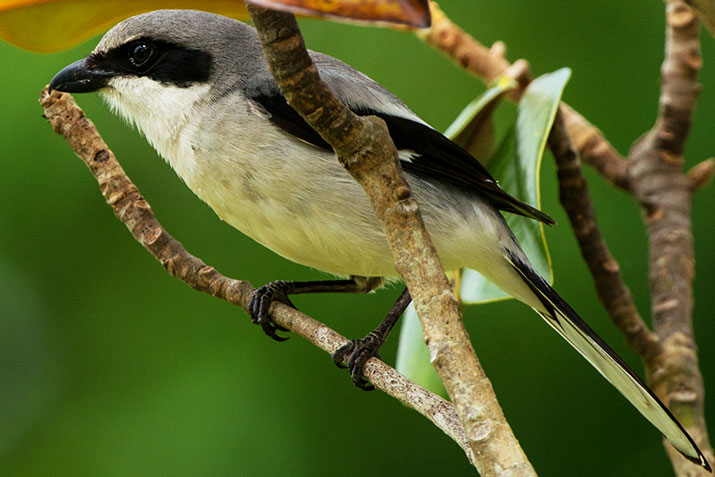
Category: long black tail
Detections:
[{"x1": 505, "y1": 251, "x2": 710, "y2": 471}]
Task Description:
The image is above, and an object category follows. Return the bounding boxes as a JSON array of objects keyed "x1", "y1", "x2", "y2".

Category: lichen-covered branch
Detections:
[
  {"x1": 38, "y1": 87, "x2": 478, "y2": 466},
  {"x1": 245, "y1": 5, "x2": 535, "y2": 475},
  {"x1": 628, "y1": 1, "x2": 713, "y2": 473}
]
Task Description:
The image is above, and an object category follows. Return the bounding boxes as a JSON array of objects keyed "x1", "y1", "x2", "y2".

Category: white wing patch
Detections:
[{"x1": 398, "y1": 149, "x2": 418, "y2": 163}]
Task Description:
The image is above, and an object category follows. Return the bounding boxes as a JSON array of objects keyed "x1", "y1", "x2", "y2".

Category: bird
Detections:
[{"x1": 48, "y1": 9, "x2": 709, "y2": 470}]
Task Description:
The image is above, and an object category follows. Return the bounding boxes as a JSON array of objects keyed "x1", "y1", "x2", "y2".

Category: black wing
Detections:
[{"x1": 249, "y1": 91, "x2": 555, "y2": 225}]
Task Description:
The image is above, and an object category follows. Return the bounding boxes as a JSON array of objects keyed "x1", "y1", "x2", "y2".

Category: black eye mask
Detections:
[{"x1": 88, "y1": 38, "x2": 212, "y2": 88}]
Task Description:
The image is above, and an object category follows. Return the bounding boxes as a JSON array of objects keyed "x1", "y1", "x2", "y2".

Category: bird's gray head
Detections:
[
  {"x1": 49, "y1": 10, "x2": 264, "y2": 95},
  {"x1": 49, "y1": 10, "x2": 270, "y2": 156}
]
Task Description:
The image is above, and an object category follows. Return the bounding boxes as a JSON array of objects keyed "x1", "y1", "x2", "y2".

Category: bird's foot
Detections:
[
  {"x1": 248, "y1": 280, "x2": 294, "y2": 342},
  {"x1": 331, "y1": 332, "x2": 384, "y2": 391}
]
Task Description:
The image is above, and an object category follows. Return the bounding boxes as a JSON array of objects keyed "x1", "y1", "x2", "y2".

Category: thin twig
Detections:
[
  {"x1": 419, "y1": 1, "x2": 631, "y2": 190},
  {"x1": 38, "y1": 87, "x2": 476, "y2": 466},
  {"x1": 245, "y1": 5, "x2": 536, "y2": 475},
  {"x1": 421, "y1": 2, "x2": 713, "y2": 472},
  {"x1": 559, "y1": 103, "x2": 632, "y2": 191},
  {"x1": 421, "y1": 1, "x2": 647, "y2": 359},
  {"x1": 628, "y1": 1, "x2": 713, "y2": 473},
  {"x1": 548, "y1": 109, "x2": 662, "y2": 362},
  {"x1": 686, "y1": 157, "x2": 715, "y2": 189}
]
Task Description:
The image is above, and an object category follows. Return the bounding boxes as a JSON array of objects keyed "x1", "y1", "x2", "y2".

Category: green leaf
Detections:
[
  {"x1": 460, "y1": 67, "x2": 571, "y2": 304},
  {"x1": 444, "y1": 75, "x2": 517, "y2": 163},
  {"x1": 395, "y1": 301, "x2": 448, "y2": 398},
  {"x1": 395, "y1": 68, "x2": 570, "y2": 392}
]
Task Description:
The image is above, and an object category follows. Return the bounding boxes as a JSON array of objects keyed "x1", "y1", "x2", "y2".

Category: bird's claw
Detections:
[
  {"x1": 331, "y1": 333, "x2": 383, "y2": 391},
  {"x1": 248, "y1": 281, "x2": 294, "y2": 342}
]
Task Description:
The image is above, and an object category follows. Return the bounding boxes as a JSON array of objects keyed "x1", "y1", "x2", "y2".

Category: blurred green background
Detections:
[{"x1": 1, "y1": 1, "x2": 714, "y2": 475}]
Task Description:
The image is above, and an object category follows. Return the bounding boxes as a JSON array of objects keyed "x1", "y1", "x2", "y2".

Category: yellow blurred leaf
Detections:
[
  {"x1": 247, "y1": 0, "x2": 429, "y2": 28},
  {"x1": 1, "y1": 0, "x2": 430, "y2": 52},
  {"x1": 0, "y1": 0, "x2": 249, "y2": 52}
]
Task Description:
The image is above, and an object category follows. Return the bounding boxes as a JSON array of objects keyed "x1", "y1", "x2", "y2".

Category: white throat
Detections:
[{"x1": 101, "y1": 77, "x2": 211, "y2": 163}]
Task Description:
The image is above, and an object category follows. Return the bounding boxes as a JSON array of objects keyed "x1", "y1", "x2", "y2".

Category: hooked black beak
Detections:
[{"x1": 49, "y1": 58, "x2": 115, "y2": 93}]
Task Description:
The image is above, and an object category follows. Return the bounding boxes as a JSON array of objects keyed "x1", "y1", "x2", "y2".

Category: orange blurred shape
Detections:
[{"x1": 247, "y1": 0, "x2": 429, "y2": 28}]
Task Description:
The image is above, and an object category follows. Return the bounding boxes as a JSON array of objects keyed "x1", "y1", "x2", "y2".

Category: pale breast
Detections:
[{"x1": 107, "y1": 83, "x2": 513, "y2": 281}]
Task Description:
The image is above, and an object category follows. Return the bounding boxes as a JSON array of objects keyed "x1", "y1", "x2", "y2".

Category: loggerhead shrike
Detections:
[{"x1": 48, "y1": 10, "x2": 709, "y2": 469}]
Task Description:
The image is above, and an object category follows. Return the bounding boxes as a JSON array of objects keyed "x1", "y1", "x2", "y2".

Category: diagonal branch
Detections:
[
  {"x1": 38, "y1": 87, "x2": 477, "y2": 465},
  {"x1": 547, "y1": 109, "x2": 662, "y2": 363},
  {"x1": 244, "y1": 5, "x2": 536, "y2": 475},
  {"x1": 628, "y1": 1, "x2": 713, "y2": 473},
  {"x1": 420, "y1": 2, "x2": 712, "y2": 472},
  {"x1": 419, "y1": 1, "x2": 632, "y2": 191},
  {"x1": 420, "y1": 2, "x2": 648, "y2": 358}
]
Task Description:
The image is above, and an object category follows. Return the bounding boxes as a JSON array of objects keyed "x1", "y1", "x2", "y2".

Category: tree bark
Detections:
[{"x1": 245, "y1": 4, "x2": 536, "y2": 475}]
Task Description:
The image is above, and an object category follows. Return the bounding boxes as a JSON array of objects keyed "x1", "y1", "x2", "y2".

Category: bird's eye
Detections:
[{"x1": 129, "y1": 42, "x2": 153, "y2": 67}]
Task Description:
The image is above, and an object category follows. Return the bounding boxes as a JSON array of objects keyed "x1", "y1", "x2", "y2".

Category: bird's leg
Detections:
[
  {"x1": 332, "y1": 287, "x2": 411, "y2": 391},
  {"x1": 249, "y1": 276, "x2": 383, "y2": 341}
]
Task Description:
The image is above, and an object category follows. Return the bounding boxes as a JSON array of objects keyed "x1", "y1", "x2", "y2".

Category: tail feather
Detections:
[{"x1": 505, "y1": 251, "x2": 710, "y2": 471}]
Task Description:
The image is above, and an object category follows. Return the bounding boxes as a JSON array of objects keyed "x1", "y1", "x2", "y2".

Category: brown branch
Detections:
[
  {"x1": 627, "y1": 1, "x2": 713, "y2": 474},
  {"x1": 245, "y1": 5, "x2": 535, "y2": 475},
  {"x1": 417, "y1": 3, "x2": 511, "y2": 84},
  {"x1": 38, "y1": 87, "x2": 477, "y2": 466},
  {"x1": 559, "y1": 103, "x2": 632, "y2": 191},
  {"x1": 421, "y1": 2, "x2": 648, "y2": 355},
  {"x1": 687, "y1": 158, "x2": 715, "y2": 189},
  {"x1": 548, "y1": 109, "x2": 662, "y2": 363},
  {"x1": 419, "y1": 1, "x2": 631, "y2": 191},
  {"x1": 421, "y1": 2, "x2": 712, "y2": 472}
]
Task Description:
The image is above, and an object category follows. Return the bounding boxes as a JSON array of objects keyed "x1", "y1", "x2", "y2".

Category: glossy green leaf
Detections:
[
  {"x1": 460, "y1": 67, "x2": 571, "y2": 303},
  {"x1": 444, "y1": 75, "x2": 517, "y2": 164},
  {"x1": 396, "y1": 69, "x2": 569, "y2": 393}
]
